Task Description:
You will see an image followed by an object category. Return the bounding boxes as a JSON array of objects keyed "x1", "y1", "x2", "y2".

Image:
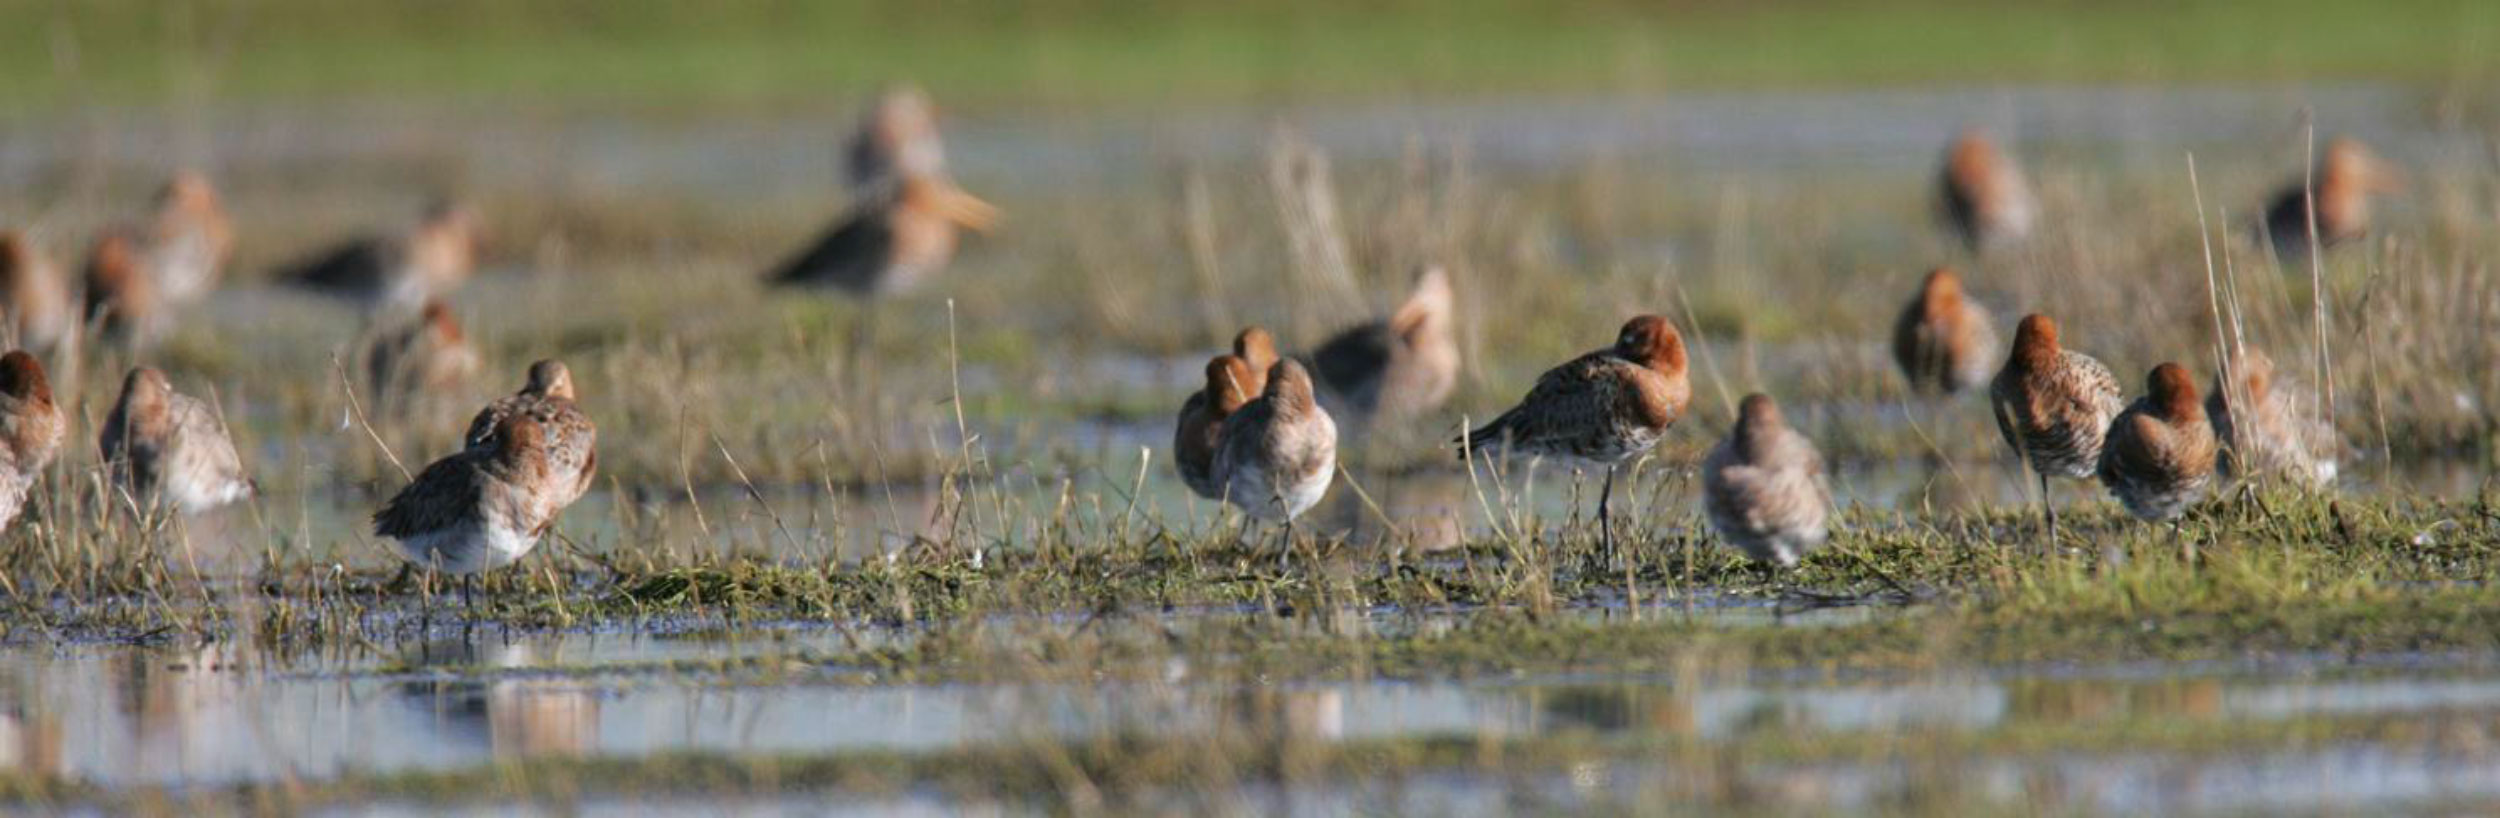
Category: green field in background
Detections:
[{"x1": 3, "y1": 0, "x2": 2490, "y2": 112}]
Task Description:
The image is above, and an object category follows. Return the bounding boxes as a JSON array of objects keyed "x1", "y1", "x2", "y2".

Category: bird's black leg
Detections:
[{"x1": 1598, "y1": 466, "x2": 1619, "y2": 567}]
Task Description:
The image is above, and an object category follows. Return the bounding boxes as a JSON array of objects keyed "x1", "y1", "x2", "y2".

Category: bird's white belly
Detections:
[{"x1": 398, "y1": 518, "x2": 539, "y2": 575}]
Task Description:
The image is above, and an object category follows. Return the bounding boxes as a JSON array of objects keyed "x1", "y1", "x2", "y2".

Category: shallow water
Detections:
[{"x1": 7, "y1": 627, "x2": 2500, "y2": 815}]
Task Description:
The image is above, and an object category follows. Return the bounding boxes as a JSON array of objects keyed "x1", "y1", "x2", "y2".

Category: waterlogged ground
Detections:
[{"x1": 0, "y1": 82, "x2": 2493, "y2": 813}]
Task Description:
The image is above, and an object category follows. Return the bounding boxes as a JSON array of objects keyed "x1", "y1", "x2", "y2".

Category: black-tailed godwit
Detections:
[
  {"x1": 1989, "y1": 313, "x2": 2124, "y2": 541},
  {"x1": 100, "y1": 367, "x2": 254, "y2": 513},
  {"x1": 1702, "y1": 394, "x2": 1831, "y2": 568},
  {"x1": 1458, "y1": 315, "x2": 1690, "y2": 557},
  {"x1": 2098, "y1": 363, "x2": 2220, "y2": 522}
]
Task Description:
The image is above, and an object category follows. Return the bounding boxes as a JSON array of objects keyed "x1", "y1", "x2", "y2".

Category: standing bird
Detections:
[
  {"x1": 1937, "y1": 128, "x2": 2038, "y2": 254},
  {"x1": 276, "y1": 201, "x2": 477, "y2": 315},
  {"x1": 1211, "y1": 360, "x2": 1338, "y2": 537},
  {"x1": 365, "y1": 299, "x2": 484, "y2": 414},
  {"x1": 845, "y1": 85, "x2": 947, "y2": 193},
  {"x1": 1310, "y1": 264, "x2": 1461, "y2": 430},
  {"x1": 100, "y1": 367, "x2": 253, "y2": 513},
  {"x1": 142, "y1": 172, "x2": 235, "y2": 307},
  {"x1": 2207, "y1": 348, "x2": 2340, "y2": 486},
  {"x1": 766, "y1": 174, "x2": 998, "y2": 299},
  {"x1": 0, "y1": 352, "x2": 64, "y2": 531},
  {"x1": 1989, "y1": 314, "x2": 2125, "y2": 542},
  {"x1": 459, "y1": 360, "x2": 597, "y2": 510},
  {"x1": 1457, "y1": 315, "x2": 1691, "y2": 557},
  {"x1": 82, "y1": 232, "x2": 162, "y2": 348},
  {"x1": 373, "y1": 412, "x2": 589, "y2": 597},
  {"x1": 2261, "y1": 138, "x2": 2404, "y2": 258},
  {"x1": 1175, "y1": 354, "x2": 1260, "y2": 500},
  {"x1": 1702, "y1": 394, "x2": 1831, "y2": 569},
  {"x1": 2098, "y1": 363, "x2": 2220, "y2": 522},
  {"x1": 1892, "y1": 266, "x2": 1998, "y2": 396},
  {"x1": 0, "y1": 232, "x2": 71, "y2": 352},
  {"x1": 1173, "y1": 328, "x2": 1276, "y2": 499}
]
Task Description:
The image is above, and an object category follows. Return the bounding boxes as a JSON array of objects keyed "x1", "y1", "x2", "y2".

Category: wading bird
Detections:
[
  {"x1": 2098, "y1": 363, "x2": 2220, "y2": 522},
  {"x1": 1702, "y1": 394, "x2": 1831, "y2": 568},
  {"x1": 1990, "y1": 314, "x2": 2124, "y2": 542},
  {"x1": 1937, "y1": 128, "x2": 2037, "y2": 254},
  {"x1": 0, "y1": 232, "x2": 71, "y2": 352},
  {"x1": 83, "y1": 232, "x2": 161, "y2": 348},
  {"x1": 277, "y1": 201, "x2": 477, "y2": 315},
  {"x1": 766, "y1": 174, "x2": 998, "y2": 299},
  {"x1": 143, "y1": 172, "x2": 235, "y2": 307},
  {"x1": 366, "y1": 299, "x2": 484, "y2": 414},
  {"x1": 374, "y1": 413, "x2": 587, "y2": 605},
  {"x1": 1457, "y1": 315, "x2": 1690, "y2": 559},
  {"x1": 1211, "y1": 359, "x2": 1338, "y2": 541},
  {"x1": 1176, "y1": 328, "x2": 1280, "y2": 498},
  {"x1": 375, "y1": 360, "x2": 597, "y2": 606},
  {"x1": 2207, "y1": 347, "x2": 2339, "y2": 487},
  {"x1": 1892, "y1": 266, "x2": 1998, "y2": 396},
  {"x1": 1311, "y1": 264, "x2": 1460, "y2": 430},
  {"x1": 1176, "y1": 354, "x2": 1260, "y2": 500},
  {"x1": 0, "y1": 352, "x2": 63, "y2": 531},
  {"x1": 100, "y1": 367, "x2": 253, "y2": 513},
  {"x1": 2261, "y1": 137, "x2": 2403, "y2": 258}
]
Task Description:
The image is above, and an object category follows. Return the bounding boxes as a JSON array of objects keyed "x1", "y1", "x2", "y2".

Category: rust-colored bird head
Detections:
[
  {"x1": 1262, "y1": 359, "x2": 1318, "y2": 413},
  {"x1": 0, "y1": 351, "x2": 50, "y2": 403},
  {"x1": 2148, "y1": 363, "x2": 2202, "y2": 422},
  {"x1": 899, "y1": 176, "x2": 998, "y2": 233},
  {"x1": 523, "y1": 359, "x2": 576, "y2": 401},
  {"x1": 421, "y1": 299, "x2": 464, "y2": 342},
  {"x1": 1947, "y1": 129, "x2": 2005, "y2": 181},
  {"x1": 1233, "y1": 325, "x2": 1279, "y2": 375},
  {"x1": 1734, "y1": 392, "x2": 1788, "y2": 461},
  {"x1": 1613, "y1": 315, "x2": 1687, "y2": 375},
  {"x1": 1204, "y1": 354, "x2": 1257, "y2": 414},
  {"x1": 1920, "y1": 267, "x2": 1966, "y2": 321},
  {"x1": 2008, "y1": 313, "x2": 2063, "y2": 371},
  {"x1": 2323, "y1": 138, "x2": 2405, "y2": 195}
]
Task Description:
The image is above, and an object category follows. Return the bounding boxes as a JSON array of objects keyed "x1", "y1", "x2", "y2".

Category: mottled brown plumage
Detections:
[
  {"x1": 462, "y1": 360, "x2": 597, "y2": 510},
  {"x1": 82, "y1": 232, "x2": 161, "y2": 348},
  {"x1": 1938, "y1": 128, "x2": 2037, "y2": 253},
  {"x1": 278, "y1": 202, "x2": 477, "y2": 314},
  {"x1": 2262, "y1": 138, "x2": 2402, "y2": 257},
  {"x1": 2098, "y1": 363, "x2": 2220, "y2": 521},
  {"x1": 1703, "y1": 394, "x2": 1831, "y2": 568},
  {"x1": 0, "y1": 232, "x2": 70, "y2": 351},
  {"x1": 767, "y1": 175, "x2": 998, "y2": 298},
  {"x1": 1312, "y1": 264, "x2": 1460, "y2": 428},
  {"x1": 1212, "y1": 360, "x2": 1337, "y2": 522},
  {"x1": 1991, "y1": 314, "x2": 2124, "y2": 540},
  {"x1": 1460, "y1": 315, "x2": 1690, "y2": 556},
  {"x1": 374, "y1": 412, "x2": 579, "y2": 575},
  {"x1": 845, "y1": 85, "x2": 947, "y2": 193},
  {"x1": 1892, "y1": 267, "x2": 1998, "y2": 396},
  {"x1": 1175, "y1": 354, "x2": 1259, "y2": 500},
  {"x1": 100, "y1": 367, "x2": 252, "y2": 513},
  {"x1": 144, "y1": 172, "x2": 235, "y2": 307},
  {"x1": 2208, "y1": 348, "x2": 2340, "y2": 487},
  {"x1": 1460, "y1": 315, "x2": 1690, "y2": 467},
  {"x1": 0, "y1": 352, "x2": 64, "y2": 531},
  {"x1": 366, "y1": 299, "x2": 484, "y2": 413}
]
